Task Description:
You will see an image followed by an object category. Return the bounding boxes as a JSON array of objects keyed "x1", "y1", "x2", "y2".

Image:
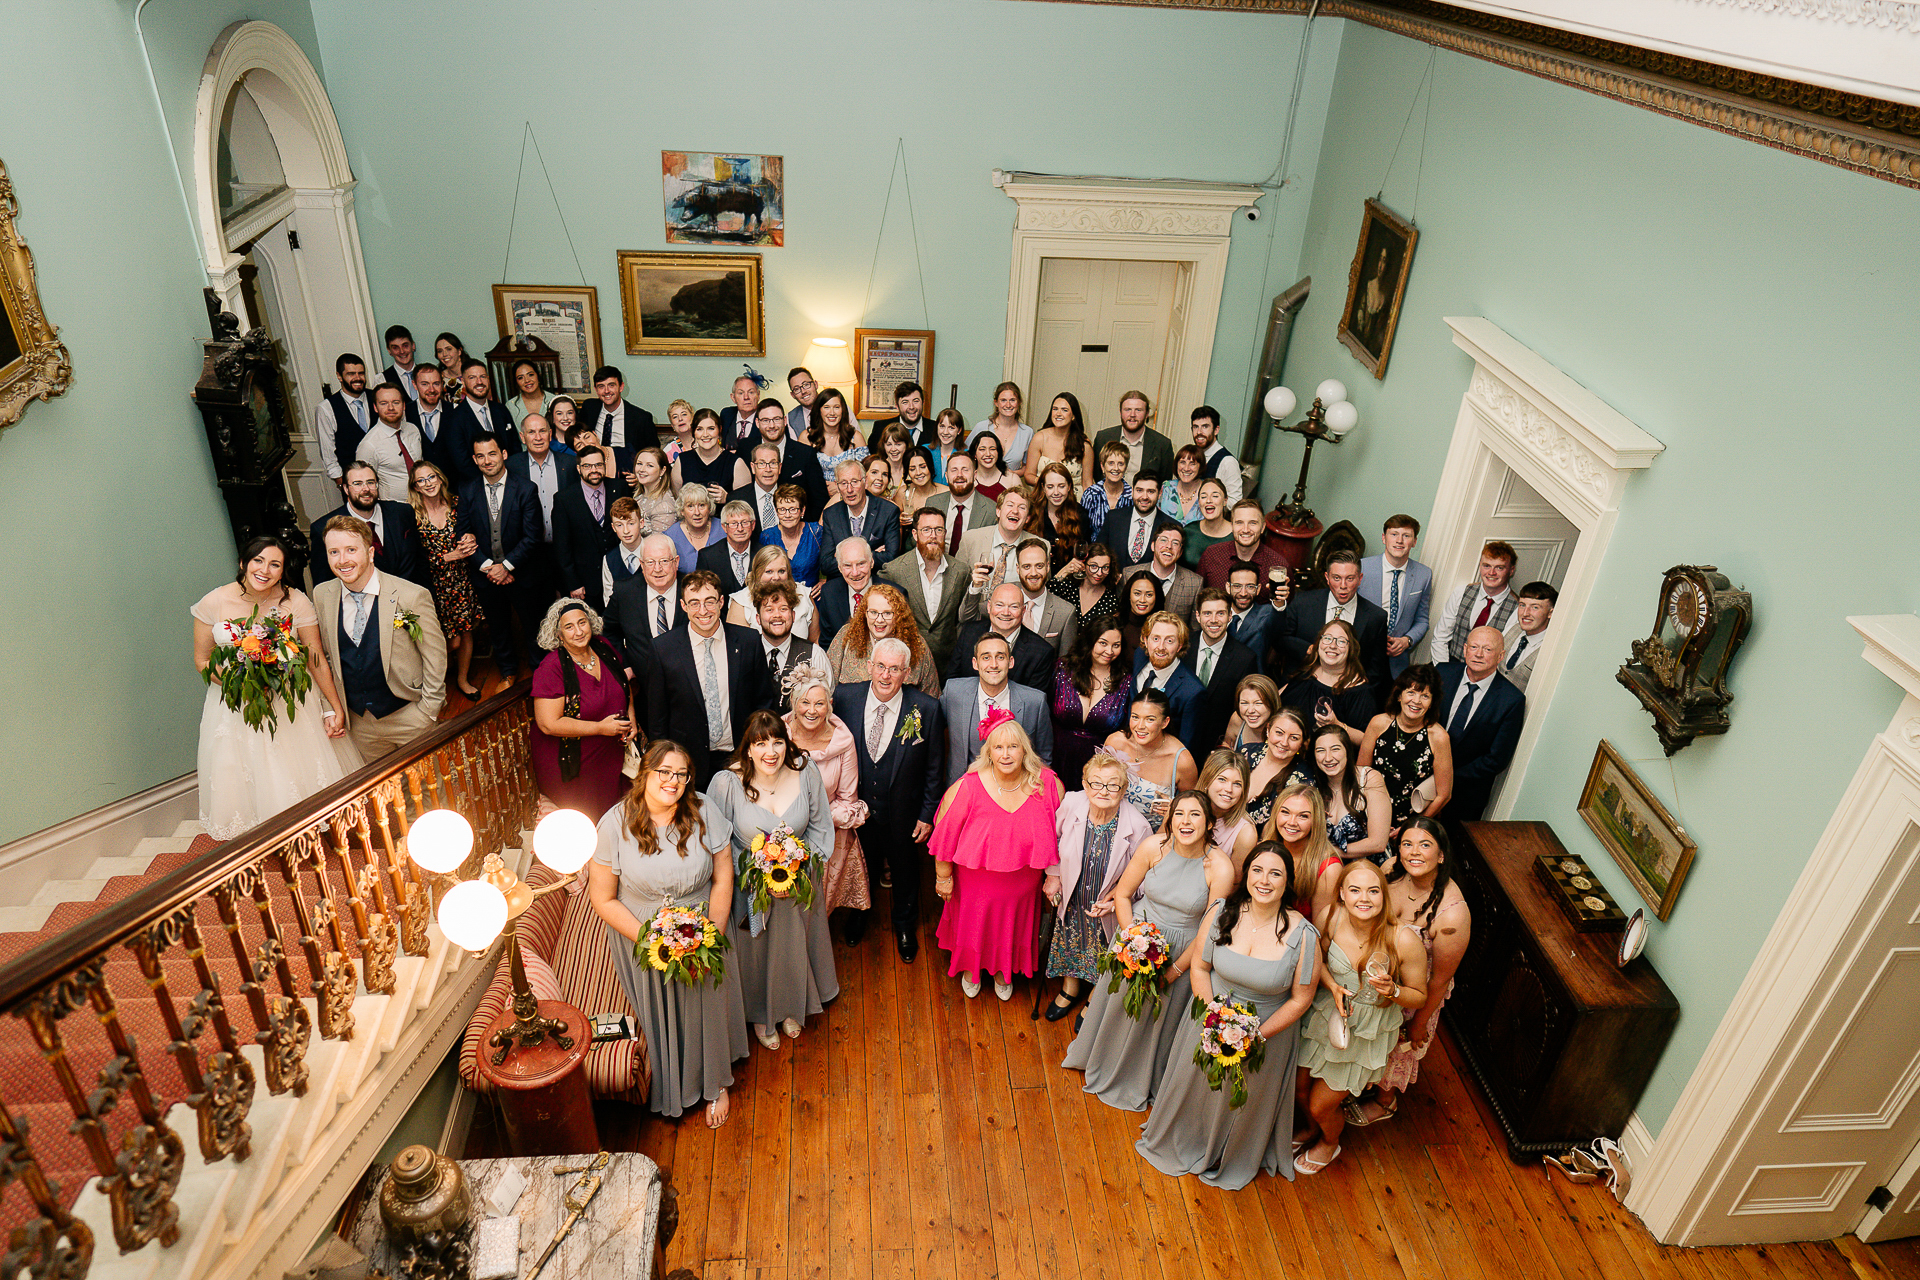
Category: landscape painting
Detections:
[
  {"x1": 1577, "y1": 739, "x2": 1697, "y2": 920},
  {"x1": 662, "y1": 151, "x2": 785, "y2": 247},
  {"x1": 615, "y1": 250, "x2": 764, "y2": 357}
]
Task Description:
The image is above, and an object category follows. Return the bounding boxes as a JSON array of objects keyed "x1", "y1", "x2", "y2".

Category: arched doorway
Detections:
[{"x1": 193, "y1": 20, "x2": 378, "y2": 527}]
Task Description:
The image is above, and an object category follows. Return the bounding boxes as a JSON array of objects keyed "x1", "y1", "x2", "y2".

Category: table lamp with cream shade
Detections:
[{"x1": 804, "y1": 336, "x2": 858, "y2": 394}]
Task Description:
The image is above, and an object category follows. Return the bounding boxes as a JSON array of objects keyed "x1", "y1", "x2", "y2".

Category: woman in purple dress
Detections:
[
  {"x1": 529, "y1": 600, "x2": 636, "y2": 819},
  {"x1": 1050, "y1": 621, "x2": 1132, "y2": 789}
]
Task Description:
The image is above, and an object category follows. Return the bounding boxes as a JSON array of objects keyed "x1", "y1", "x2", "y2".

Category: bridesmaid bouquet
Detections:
[
  {"x1": 203, "y1": 607, "x2": 313, "y2": 735},
  {"x1": 1191, "y1": 994, "x2": 1268, "y2": 1109},
  {"x1": 1096, "y1": 922, "x2": 1172, "y2": 1021},
  {"x1": 637, "y1": 905, "x2": 729, "y2": 988},
  {"x1": 739, "y1": 823, "x2": 819, "y2": 915}
]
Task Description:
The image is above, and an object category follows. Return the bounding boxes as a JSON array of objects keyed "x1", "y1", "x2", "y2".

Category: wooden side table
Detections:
[{"x1": 475, "y1": 999, "x2": 600, "y2": 1157}]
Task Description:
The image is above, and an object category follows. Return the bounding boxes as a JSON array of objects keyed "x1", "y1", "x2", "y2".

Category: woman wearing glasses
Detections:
[{"x1": 1038, "y1": 752, "x2": 1155, "y2": 1022}]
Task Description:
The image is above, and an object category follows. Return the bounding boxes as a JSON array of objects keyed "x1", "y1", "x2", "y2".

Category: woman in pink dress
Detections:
[
  {"x1": 783, "y1": 671, "x2": 871, "y2": 915},
  {"x1": 931, "y1": 711, "x2": 1063, "y2": 1001}
]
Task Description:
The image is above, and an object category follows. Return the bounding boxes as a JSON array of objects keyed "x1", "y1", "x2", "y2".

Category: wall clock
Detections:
[{"x1": 1616, "y1": 564, "x2": 1752, "y2": 755}]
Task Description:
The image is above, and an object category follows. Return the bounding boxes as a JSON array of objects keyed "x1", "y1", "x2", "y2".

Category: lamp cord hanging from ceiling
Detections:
[
  {"x1": 1378, "y1": 47, "x2": 1438, "y2": 217},
  {"x1": 859, "y1": 138, "x2": 931, "y2": 331},
  {"x1": 500, "y1": 121, "x2": 588, "y2": 286}
]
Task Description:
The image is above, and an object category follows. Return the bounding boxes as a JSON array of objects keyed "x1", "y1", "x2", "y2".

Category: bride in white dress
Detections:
[{"x1": 191, "y1": 536, "x2": 362, "y2": 840}]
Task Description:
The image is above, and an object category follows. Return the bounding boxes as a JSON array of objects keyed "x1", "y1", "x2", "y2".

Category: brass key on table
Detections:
[{"x1": 524, "y1": 1152, "x2": 611, "y2": 1280}]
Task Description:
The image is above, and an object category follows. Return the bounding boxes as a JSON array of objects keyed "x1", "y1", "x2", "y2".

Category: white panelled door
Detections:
[
  {"x1": 1481, "y1": 466, "x2": 1580, "y2": 589},
  {"x1": 1030, "y1": 257, "x2": 1179, "y2": 425}
]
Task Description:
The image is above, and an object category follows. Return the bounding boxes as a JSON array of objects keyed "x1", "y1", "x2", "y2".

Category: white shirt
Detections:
[
  {"x1": 346, "y1": 502, "x2": 386, "y2": 550},
  {"x1": 1193, "y1": 637, "x2": 1225, "y2": 683},
  {"x1": 1324, "y1": 592, "x2": 1358, "y2": 626},
  {"x1": 647, "y1": 586, "x2": 677, "y2": 636},
  {"x1": 693, "y1": 627, "x2": 732, "y2": 750},
  {"x1": 976, "y1": 682, "x2": 1009, "y2": 723},
  {"x1": 524, "y1": 452, "x2": 561, "y2": 539},
  {"x1": 1200, "y1": 443, "x2": 1244, "y2": 503},
  {"x1": 1139, "y1": 660, "x2": 1176, "y2": 691},
  {"x1": 917, "y1": 556, "x2": 948, "y2": 620},
  {"x1": 864, "y1": 687, "x2": 903, "y2": 762},
  {"x1": 1022, "y1": 590, "x2": 1047, "y2": 633},
  {"x1": 1446, "y1": 674, "x2": 1487, "y2": 728},
  {"x1": 354, "y1": 420, "x2": 423, "y2": 504},
  {"x1": 416, "y1": 402, "x2": 443, "y2": 443},
  {"x1": 600, "y1": 399, "x2": 629, "y2": 448},
  {"x1": 1121, "y1": 432, "x2": 1146, "y2": 483},
  {"x1": 314, "y1": 391, "x2": 369, "y2": 479},
  {"x1": 1431, "y1": 582, "x2": 1514, "y2": 661}
]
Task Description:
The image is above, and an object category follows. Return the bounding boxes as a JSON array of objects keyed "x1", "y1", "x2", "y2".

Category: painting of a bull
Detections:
[{"x1": 662, "y1": 151, "x2": 785, "y2": 247}]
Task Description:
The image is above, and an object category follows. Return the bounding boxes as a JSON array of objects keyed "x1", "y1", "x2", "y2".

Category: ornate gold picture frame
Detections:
[
  {"x1": 1336, "y1": 197, "x2": 1417, "y2": 380},
  {"x1": 615, "y1": 250, "x2": 764, "y2": 358},
  {"x1": 1577, "y1": 739, "x2": 1697, "y2": 921},
  {"x1": 0, "y1": 157, "x2": 72, "y2": 432}
]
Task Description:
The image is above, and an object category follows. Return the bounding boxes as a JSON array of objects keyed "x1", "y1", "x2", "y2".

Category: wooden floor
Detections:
[{"x1": 463, "y1": 907, "x2": 1920, "y2": 1280}]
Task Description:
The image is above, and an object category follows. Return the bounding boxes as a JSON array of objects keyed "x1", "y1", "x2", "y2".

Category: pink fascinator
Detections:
[{"x1": 979, "y1": 707, "x2": 1016, "y2": 741}]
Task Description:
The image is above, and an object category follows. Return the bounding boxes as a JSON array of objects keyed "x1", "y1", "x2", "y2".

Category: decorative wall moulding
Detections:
[{"x1": 998, "y1": 174, "x2": 1260, "y2": 241}]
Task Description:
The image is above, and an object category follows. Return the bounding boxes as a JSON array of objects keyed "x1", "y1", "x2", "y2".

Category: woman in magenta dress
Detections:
[
  {"x1": 529, "y1": 600, "x2": 636, "y2": 820},
  {"x1": 931, "y1": 710, "x2": 1063, "y2": 1001}
]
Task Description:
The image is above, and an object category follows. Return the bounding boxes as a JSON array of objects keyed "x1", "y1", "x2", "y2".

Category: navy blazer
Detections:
[
  {"x1": 946, "y1": 621, "x2": 1059, "y2": 693},
  {"x1": 1186, "y1": 633, "x2": 1260, "y2": 755},
  {"x1": 1227, "y1": 601, "x2": 1278, "y2": 673},
  {"x1": 1434, "y1": 663, "x2": 1527, "y2": 820},
  {"x1": 833, "y1": 682, "x2": 945, "y2": 830},
  {"x1": 1131, "y1": 651, "x2": 1205, "y2": 751},
  {"x1": 580, "y1": 401, "x2": 659, "y2": 472},
  {"x1": 733, "y1": 436, "x2": 829, "y2": 519},
  {"x1": 309, "y1": 501, "x2": 422, "y2": 587},
  {"x1": 695, "y1": 538, "x2": 757, "y2": 597},
  {"x1": 1100, "y1": 504, "x2": 1181, "y2": 567},
  {"x1": 454, "y1": 473, "x2": 542, "y2": 575},
  {"x1": 441, "y1": 398, "x2": 519, "y2": 484},
  {"x1": 818, "y1": 497, "x2": 902, "y2": 580},
  {"x1": 550, "y1": 478, "x2": 627, "y2": 607},
  {"x1": 817, "y1": 577, "x2": 861, "y2": 646}
]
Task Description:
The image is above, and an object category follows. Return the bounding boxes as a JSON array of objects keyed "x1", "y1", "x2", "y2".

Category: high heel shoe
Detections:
[
  {"x1": 1543, "y1": 1151, "x2": 1599, "y2": 1184},
  {"x1": 754, "y1": 1025, "x2": 781, "y2": 1052},
  {"x1": 780, "y1": 1017, "x2": 803, "y2": 1039},
  {"x1": 1592, "y1": 1137, "x2": 1631, "y2": 1198}
]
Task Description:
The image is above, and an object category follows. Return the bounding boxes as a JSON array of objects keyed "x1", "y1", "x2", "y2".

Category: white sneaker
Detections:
[
  {"x1": 994, "y1": 975, "x2": 1013, "y2": 1001},
  {"x1": 960, "y1": 972, "x2": 982, "y2": 999}
]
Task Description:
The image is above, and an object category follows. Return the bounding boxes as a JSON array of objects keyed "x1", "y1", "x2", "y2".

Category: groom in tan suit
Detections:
[{"x1": 313, "y1": 515, "x2": 448, "y2": 758}]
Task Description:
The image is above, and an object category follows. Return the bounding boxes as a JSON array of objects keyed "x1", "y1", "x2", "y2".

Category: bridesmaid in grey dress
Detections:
[
  {"x1": 589, "y1": 740, "x2": 750, "y2": 1128},
  {"x1": 1061, "y1": 791, "x2": 1236, "y2": 1111},
  {"x1": 704, "y1": 711, "x2": 840, "y2": 1052},
  {"x1": 1137, "y1": 843, "x2": 1319, "y2": 1189}
]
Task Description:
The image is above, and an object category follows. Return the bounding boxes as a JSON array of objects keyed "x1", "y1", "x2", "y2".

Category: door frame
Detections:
[
  {"x1": 997, "y1": 173, "x2": 1260, "y2": 429},
  {"x1": 1423, "y1": 317, "x2": 1665, "y2": 815}
]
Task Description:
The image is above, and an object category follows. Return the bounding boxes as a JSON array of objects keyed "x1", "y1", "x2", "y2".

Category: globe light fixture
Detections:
[
  {"x1": 1264, "y1": 377, "x2": 1362, "y2": 533},
  {"x1": 406, "y1": 809, "x2": 473, "y2": 874}
]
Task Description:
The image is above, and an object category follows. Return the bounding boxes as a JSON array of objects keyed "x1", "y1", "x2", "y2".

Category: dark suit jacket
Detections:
[
  {"x1": 817, "y1": 577, "x2": 863, "y2": 646},
  {"x1": 1131, "y1": 651, "x2": 1205, "y2": 750},
  {"x1": 1093, "y1": 425, "x2": 1175, "y2": 484},
  {"x1": 1186, "y1": 634, "x2": 1260, "y2": 755},
  {"x1": 719, "y1": 404, "x2": 762, "y2": 451},
  {"x1": 733, "y1": 435, "x2": 829, "y2": 519},
  {"x1": 1272, "y1": 589, "x2": 1391, "y2": 691},
  {"x1": 833, "y1": 683, "x2": 944, "y2": 835},
  {"x1": 603, "y1": 574, "x2": 682, "y2": 707},
  {"x1": 383, "y1": 363, "x2": 422, "y2": 402},
  {"x1": 1101, "y1": 504, "x2": 1182, "y2": 567},
  {"x1": 441, "y1": 398, "x2": 519, "y2": 485},
  {"x1": 818, "y1": 498, "x2": 901, "y2": 579},
  {"x1": 947, "y1": 622, "x2": 1059, "y2": 692},
  {"x1": 644, "y1": 622, "x2": 775, "y2": 782},
  {"x1": 454, "y1": 474, "x2": 542, "y2": 579},
  {"x1": 1227, "y1": 602, "x2": 1278, "y2": 674},
  {"x1": 865, "y1": 416, "x2": 934, "y2": 451},
  {"x1": 309, "y1": 501, "x2": 422, "y2": 587},
  {"x1": 695, "y1": 539, "x2": 758, "y2": 598},
  {"x1": 551, "y1": 479, "x2": 623, "y2": 608},
  {"x1": 580, "y1": 401, "x2": 659, "y2": 473},
  {"x1": 1434, "y1": 664, "x2": 1526, "y2": 821}
]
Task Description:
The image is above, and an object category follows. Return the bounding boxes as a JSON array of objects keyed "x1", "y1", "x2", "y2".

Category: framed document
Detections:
[
  {"x1": 853, "y1": 328, "x2": 934, "y2": 419},
  {"x1": 492, "y1": 284, "x2": 603, "y2": 396}
]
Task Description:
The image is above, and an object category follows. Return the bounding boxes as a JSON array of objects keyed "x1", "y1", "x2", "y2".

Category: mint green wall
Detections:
[
  {"x1": 0, "y1": 0, "x2": 325, "y2": 844},
  {"x1": 307, "y1": 0, "x2": 1339, "y2": 437},
  {"x1": 1283, "y1": 24, "x2": 1920, "y2": 1133}
]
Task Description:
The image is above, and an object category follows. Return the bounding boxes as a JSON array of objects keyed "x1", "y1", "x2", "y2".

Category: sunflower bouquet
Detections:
[
  {"x1": 1095, "y1": 921, "x2": 1172, "y2": 1021},
  {"x1": 202, "y1": 607, "x2": 313, "y2": 736},
  {"x1": 636, "y1": 905, "x2": 729, "y2": 988},
  {"x1": 739, "y1": 822, "x2": 819, "y2": 916},
  {"x1": 1191, "y1": 993, "x2": 1268, "y2": 1109}
]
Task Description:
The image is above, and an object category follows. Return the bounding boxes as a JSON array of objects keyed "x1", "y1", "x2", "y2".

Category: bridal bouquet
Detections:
[
  {"x1": 1191, "y1": 993, "x2": 1267, "y2": 1109},
  {"x1": 637, "y1": 905, "x2": 729, "y2": 988},
  {"x1": 203, "y1": 607, "x2": 313, "y2": 735},
  {"x1": 740, "y1": 823, "x2": 819, "y2": 915},
  {"x1": 1095, "y1": 921, "x2": 1172, "y2": 1021}
]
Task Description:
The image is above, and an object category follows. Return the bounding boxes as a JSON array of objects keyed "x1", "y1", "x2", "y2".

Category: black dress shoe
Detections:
[
  {"x1": 842, "y1": 911, "x2": 869, "y2": 947},
  {"x1": 895, "y1": 929, "x2": 918, "y2": 963},
  {"x1": 1073, "y1": 1009, "x2": 1086, "y2": 1035}
]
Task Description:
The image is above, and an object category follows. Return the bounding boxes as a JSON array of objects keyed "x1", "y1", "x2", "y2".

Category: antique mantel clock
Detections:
[
  {"x1": 1616, "y1": 564, "x2": 1752, "y2": 755},
  {"x1": 191, "y1": 299, "x2": 306, "y2": 574}
]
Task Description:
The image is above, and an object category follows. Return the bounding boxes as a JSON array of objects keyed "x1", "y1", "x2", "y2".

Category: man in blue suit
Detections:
[
  {"x1": 456, "y1": 434, "x2": 545, "y2": 681},
  {"x1": 834, "y1": 639, "x2": 945, "y2": 960},
  {"x1": 818, "y1": 456, "x2": 900, "y2": 578},
  {"x1": 310, "y1": 461, "x2": 422, "y2": 588},
  {"x1": 1224, "y1": 564, "x2": 1278, "y2": 672},
  {"x1": 1130, "y1": 610, "x2": 1204, "y2": 748},
  {"x1": 1359, "y1": 514, "x2": 1433, "y2": 678},
  {"x1": 440, "y1": 361, "x2": 518, "y2": 484},
  {"x1": 1435, "y1": 626, "x2": 1527, "y2": 822}
]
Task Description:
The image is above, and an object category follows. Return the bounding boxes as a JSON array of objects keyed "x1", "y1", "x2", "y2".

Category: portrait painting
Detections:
[
  {"x1": 662, "y1": 151, "x2": 785, "y2": 248},
  {"x1": 0, "y1": 156, "x2": 72, "y2": 433},
  {"x1": 1336, "y1": 197, "x2": 1418, "y2": 379},
  {"x1": 615, "y1": 250, "x2": 764, "y2": 357},
  {"x1": 1578, "y1": 740, "x2": 1697, "y2": 920}
]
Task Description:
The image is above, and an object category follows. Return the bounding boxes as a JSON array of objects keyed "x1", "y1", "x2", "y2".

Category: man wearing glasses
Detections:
[
  {"x1": 735, "y1": 398, "x2": 828, "y2": 518},
  {"x1": 696, "y1": 500, "x2": 760, "y2": 596},
  {"x1": 643, "y1": 571, "x2": 775, "y2": 788},
  {"x1": 786, "y1": 367, "x2": 818, "y2": 441}
]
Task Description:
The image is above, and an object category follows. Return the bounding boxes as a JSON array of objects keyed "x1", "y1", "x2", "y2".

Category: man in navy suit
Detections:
[
  {"x1": 580, "y1": 365, "x2": 659, "y2": 475},
  {"x1": 310, "y1": 462, "x2": 422, "y2": 587},
  {"x1": 408, "y1": 365, "x2": 456, "y2": 477},
  {"x1": 718, "y1": 374, "x2": 763, "y2": 449},
  {"x1": 456, "y1": 434, "x2": 544, "y2": 681},
  {"x1": 695, "y1": 501, "x2": 759, "y2": 596},
  {"x1": 834, "y1": 640, "x2": 945, "y2": 959},
  {"x1": 733, "y1": 399, "x2": 828, "y2": 519},
  {"x1": 1187, "y1": 590, "x2": 1260, "y2": 754},
  {"x1": 1224, "y1": 564, "x2": 1278, "y2": 671},
  {"x1": 818, "y1": 457, "x2": 900, "y2": 578},
  {"x1": 1435, "y1": 626, "x2": 1527, "y2": 823},
  {"x1": 380, "y1": 325, "x2": 424, "y2": 405},
  {"x1": 817, "y1": 538, "x2": 878, "y2": 645},
  {"x1": 643, "y1": 570, "x2": 774, "y2": 789},
  {"x1": 441, "y1": 361, "x2": 518, "y2": 485},
  {"x1": 1273, "y1": 551, "x2": 1392, "y2": 692},
  {"x1": 1131, "y1": 611, "x2": 1204, "y2": 748},
  {"x1": 1359, "y1": 515, "x2": 1433, "y2": 678},
  {"x1": 550, "y1": 445, "x2": 629, "y2": 611},
  {"x1": 1100, "y1": 471, "x2": 1179, "y2": 568}
]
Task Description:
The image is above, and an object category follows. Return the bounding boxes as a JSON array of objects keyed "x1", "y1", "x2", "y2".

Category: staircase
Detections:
[{"x1": 0, "y1": 688, "x2": 535, "y2": 1280}]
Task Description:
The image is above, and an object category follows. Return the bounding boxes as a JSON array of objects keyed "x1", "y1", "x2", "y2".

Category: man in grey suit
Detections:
[
  {"x1": 312, "y1": 515, "x2": 447, "y2": 758},
  {"x1": 880, "y1": 507, "x2": 963, "y2": 674},
  {"x1": 1121, "y1": 526, "x2": 1203, "y2": 623},
  {"x1": 939, "y1": 633, "x2": 1053, "y2": 785},
  {"x1": 957, "y1": 537, "x2": 1076, "y2": 656},
  {"x1": 922, "y1": 453, "x2": 994, "y2": 557},
  {"x1": 953, "y1": 487, "x2": 1033, "y2": 596},
  {"x1": 1358, "y1": 514, "x2": 1433, "y2": 678}
]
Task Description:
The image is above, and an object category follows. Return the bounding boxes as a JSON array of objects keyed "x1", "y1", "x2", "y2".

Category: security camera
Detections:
[{"x1": 1245, "y1": 207, "x2": 1261, "y2": 221}]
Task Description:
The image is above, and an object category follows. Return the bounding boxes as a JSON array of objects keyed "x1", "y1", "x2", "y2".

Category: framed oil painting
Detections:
[
  {"x1": 0, "y1": 157, "x2": 72, "y2": 433},
  {"x1": 491, "y1": 284, "x2": 603, "y2": 396},
  {"x1": 1336, "y1": 197, "x2": 1418, "y2": 379},
  {"x1": 1577, "y1": 739, "x2": 1697, "y2": 920},
  {"x1": 853, "y1": 328, "x2": 935, "y2": 419},
  {"x1": 615, "y1": 250, "x2": 764, "y2": 358},
  {"x1": 662, "y1": 151, "x2": 784, "y2": 247}
]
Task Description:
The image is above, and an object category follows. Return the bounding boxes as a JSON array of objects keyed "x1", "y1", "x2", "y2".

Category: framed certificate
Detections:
[
  {"x1": 492, "y1": 284, "x2": 603, "y2": 396},
  {"x1": 853, "y1": 328, "x2": 934, "y2": 419}
]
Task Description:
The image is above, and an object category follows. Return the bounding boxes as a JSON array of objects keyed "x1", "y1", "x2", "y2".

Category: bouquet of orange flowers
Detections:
[
  {"x1": 637, "y1": 905, "x2": 729, "y2": 988},
  {"x1": 739, "y1": 822, "x2": 819, "y2": 916},
  {"x1": 1192, "y1": 993, "x2": 1267, "y2": 1109},
  {"x1": 202, "y1": 607, "x2": 313, "y2": 735},
  {"x1": 1095, "y1": 921, "x2": 1172, "y2": 1021}
]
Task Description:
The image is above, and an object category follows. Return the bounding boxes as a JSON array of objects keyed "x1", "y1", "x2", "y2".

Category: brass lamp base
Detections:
[{"x1": 488, "y1": 932, "x2": 575, "y2": 1065}]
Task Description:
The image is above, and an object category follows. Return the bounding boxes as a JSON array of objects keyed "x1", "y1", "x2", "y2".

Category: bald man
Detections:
[
  {"x1": 604, "y1": 532, "x2": 685, "y2": 708},
  {"x1": 1434, "y1": 625, "x2": 1527, "y2": 822},
  {"x1": 946, "y1": 580, "x2": 1060, "y2": 690}
]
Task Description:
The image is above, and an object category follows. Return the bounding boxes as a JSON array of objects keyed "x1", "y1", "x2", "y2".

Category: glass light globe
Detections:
[
  {"x1": 438, "y1": 880, "x2": 508, "y2": 952},
  {"x1": 407, "y1": 809, "x2": 473, "y2": 873},
  {"x1": 1324, "y1": 400, "x2": 1359, "y2": 438},
  {"x1": 1315, "y1": 379, "x2": 1348, "y2": 406},
  {"x1": 532, "y1": 809, "x2": 597, "y2": 875},
  {"x1": 1263, "y1": 385, "x2": 1297, "y2": 421}
]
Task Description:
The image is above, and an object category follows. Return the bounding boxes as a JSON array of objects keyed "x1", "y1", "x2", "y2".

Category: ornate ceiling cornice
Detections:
[{"x1": 1040, "y1": 0, "x2": 1920, "y2": 188}]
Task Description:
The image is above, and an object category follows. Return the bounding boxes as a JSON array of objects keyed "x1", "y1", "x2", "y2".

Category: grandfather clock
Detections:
[{"x1": 191, "y1": 295, "x2": 306, "y2": 577}]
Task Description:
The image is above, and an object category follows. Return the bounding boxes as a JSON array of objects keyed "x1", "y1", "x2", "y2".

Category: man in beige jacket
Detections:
[{"x1": 312, "y1": 515, "x2": 448, "y2": 758}]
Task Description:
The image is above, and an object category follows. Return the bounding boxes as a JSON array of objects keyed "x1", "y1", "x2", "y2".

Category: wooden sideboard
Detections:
[{"x1": 1444, "y1": 821, "x2": 1679, "y2": 1161}]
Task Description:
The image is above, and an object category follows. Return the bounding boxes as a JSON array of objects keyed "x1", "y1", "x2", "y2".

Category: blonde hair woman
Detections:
[{"x1": 628, "y1": 447, "x2": 678, "y2": 536}]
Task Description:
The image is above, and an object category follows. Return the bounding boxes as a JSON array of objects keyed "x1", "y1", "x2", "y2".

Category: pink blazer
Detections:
[{"x1": 1048, "y1": 790, "x2": 1156, "y2": 936}]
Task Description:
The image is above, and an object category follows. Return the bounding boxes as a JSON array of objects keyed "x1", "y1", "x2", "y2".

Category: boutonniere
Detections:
[
  {"x1": 895, "y1": 706, "x2": 924, "y2": 745},
  {"x1": 392, "y1": 607, "x2": 423, "y2": 643}
]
